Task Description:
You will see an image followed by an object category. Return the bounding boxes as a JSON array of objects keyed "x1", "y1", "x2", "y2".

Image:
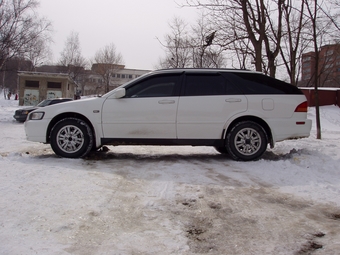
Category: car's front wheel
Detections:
[
  {"x1": 214, "y1": 146, "x2": 228, "y2": 154},
  {"x1": 50, "y1": 118, "x2": 93, "y2": 158},
  {"x1": 226, "y1": 121, "x2": 268, "y2": 161}
]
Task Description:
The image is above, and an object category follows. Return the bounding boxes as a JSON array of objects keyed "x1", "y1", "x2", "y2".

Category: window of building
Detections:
[
  {"x1": 47, "y1": 82, "x2": 62, "y2": 89},
  {"x1": 325, "y1": 56, "x2": 334, "y2": 62},
  {"x1": 303, "y1": 74, "x2": 311, "y2": 80},
  {"x1": 324, "y1": 50, "x2": 334, "y2": 56},
  {"x1": 303, "y1": 56, "x2": 312, "y2": 62},
  {"x1": 25, "y1": 80, "x2": 39, "y2": 88}
]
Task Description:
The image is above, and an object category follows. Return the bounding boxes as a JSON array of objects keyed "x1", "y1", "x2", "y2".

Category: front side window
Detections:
[{"x1": 125, "y1": 74, "x2": 180, "y2": 98}]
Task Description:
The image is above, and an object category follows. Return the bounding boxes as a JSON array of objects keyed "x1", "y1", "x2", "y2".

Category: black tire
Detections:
[
  {"x1": 50, "y1": 118, "x2": 93, "y2": 158},
  {"x1": 214, "y1": 146, "x2": 228, "y2": 154},
  {"x1": 226, "y1": 121, "x2": 268, "y2": 161}
]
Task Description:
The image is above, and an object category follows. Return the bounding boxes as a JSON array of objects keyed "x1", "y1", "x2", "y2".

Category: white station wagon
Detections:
[{"x1": 25, "y1": 69, "x2": 312, "y2": 161}]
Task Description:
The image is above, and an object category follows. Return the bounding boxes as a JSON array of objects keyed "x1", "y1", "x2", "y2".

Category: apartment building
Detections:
[{"x1": 301, "y1": 44, "x2": 340, "y2": 87}]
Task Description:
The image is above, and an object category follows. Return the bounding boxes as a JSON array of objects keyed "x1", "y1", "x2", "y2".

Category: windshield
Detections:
[{"x1": 36, "y1": 100, "x2": 51, "y2": 107}]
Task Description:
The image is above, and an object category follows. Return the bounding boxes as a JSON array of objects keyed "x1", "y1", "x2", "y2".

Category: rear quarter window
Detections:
[
  {"x1": 228, "y1": 72, "x2": 303, "y2": 95},
  {"x1": 183, "y1": 73, "x2": 241, "y2": 96}
]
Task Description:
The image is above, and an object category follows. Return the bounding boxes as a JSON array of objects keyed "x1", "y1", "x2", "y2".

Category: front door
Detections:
[{"x1": 101, "y1": 73, "x2": 182, "y2": 139}]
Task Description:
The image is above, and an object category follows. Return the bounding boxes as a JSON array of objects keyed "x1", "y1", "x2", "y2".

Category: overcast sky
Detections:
[{"x1": 38, "y1": 0, "x2": 199, "y2": 70}]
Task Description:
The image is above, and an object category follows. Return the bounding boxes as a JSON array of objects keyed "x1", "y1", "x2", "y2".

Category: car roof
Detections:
[{"x1": 152, "y1": 68, "x2": 259, "y2": 74}]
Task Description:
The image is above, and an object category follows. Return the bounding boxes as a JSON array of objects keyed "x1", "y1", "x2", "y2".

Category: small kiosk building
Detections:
[{"x1": 17, "y1": 72, "x2": 76, "y2": 106}]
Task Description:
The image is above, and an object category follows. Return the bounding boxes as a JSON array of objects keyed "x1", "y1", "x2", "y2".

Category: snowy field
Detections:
[{"x1": 1, "y1": 95, "x2": 340, "y2": 254}]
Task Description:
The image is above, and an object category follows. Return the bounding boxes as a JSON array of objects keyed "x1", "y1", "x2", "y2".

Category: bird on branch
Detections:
[{"x1": 204, "y1": 31, "x2": 216, "y2": 47}]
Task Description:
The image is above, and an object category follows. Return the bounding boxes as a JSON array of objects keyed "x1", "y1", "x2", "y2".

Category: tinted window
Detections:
[
  {"x1": 229, "y1": 72, "x2": 302, "y2": 95},
  {"x1": 47, "y1": 82, "x2": 62, "y2": 89},
  {"x1": 49, "y1": 99, "x2": 72, "y2": 105},
  {"x1": 25, "y1": 80, "x2": 39, "y2": 88},
  {"x1": 184, "y1": 73, "x2": 240, "y2": 96},
  {"x1": 125, "y1": 74, "x2": 180, "y2": 98}
]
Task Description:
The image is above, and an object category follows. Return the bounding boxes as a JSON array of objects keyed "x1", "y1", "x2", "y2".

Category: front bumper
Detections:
[
  {"x1": 24, "y1": 118, "x2": 51, "y2": 143},
  {"x1": 13, "y1": 114, "x2": 27, "y2": 122}
]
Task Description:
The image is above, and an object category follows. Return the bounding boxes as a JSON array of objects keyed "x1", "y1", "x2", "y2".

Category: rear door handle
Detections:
[
  {"x1": 225, "y1": 98, "x2": 242, "y2": 103},
  {"x1": 158, "y1": 100, "x2": 175, "y2": 104}
]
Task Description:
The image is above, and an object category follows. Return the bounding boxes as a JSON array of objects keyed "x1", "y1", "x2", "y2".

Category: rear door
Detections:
[
  {"x1": 177, "y1": 72, "x2": 247, "y2": 139},
  {"x1": 101, "y1": 73, "x2": 182, "y2": 139}
]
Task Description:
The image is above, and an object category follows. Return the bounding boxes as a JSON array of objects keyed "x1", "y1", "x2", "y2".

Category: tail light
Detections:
[{"x1": 295, "y1": 101, "x2": 308, "y2": 112}]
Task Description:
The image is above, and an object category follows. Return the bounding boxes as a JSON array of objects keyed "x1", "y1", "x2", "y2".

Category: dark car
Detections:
[{"x1": 14, "y1": 98, "x2": 73, "y2": 122}]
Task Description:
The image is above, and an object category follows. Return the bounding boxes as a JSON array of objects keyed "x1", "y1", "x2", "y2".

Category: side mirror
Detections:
[{"x1": 112, "y1": 88, "x2": 126, "y2": 99}]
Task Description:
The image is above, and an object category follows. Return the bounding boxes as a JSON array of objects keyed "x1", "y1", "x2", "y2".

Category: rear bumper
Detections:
[{"x1": 269, "y1": 118, "x2": 312, "y2": 142}]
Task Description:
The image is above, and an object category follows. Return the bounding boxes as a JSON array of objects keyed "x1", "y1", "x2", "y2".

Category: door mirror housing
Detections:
[{"x1": 111, "y1": 88, "x2": 126, "y2": 99}]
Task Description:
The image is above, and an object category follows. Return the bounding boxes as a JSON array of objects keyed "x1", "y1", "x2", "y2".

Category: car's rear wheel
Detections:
[
  {"x1": 50, "y1": 118, "x2": 93, "y2": 158},
  {"x1": 226, "y1": 121, "x2": 267, "y2": 161}
]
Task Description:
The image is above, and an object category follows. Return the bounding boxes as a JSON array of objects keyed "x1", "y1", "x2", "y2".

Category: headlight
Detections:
[{"x1": 29, "y1": 112, "x2": 45, "y2": 120}]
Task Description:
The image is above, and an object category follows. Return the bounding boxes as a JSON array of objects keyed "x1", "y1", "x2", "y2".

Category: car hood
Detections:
[{"x1": 17, "y1": 106, "x2": 38, "y2": 112}]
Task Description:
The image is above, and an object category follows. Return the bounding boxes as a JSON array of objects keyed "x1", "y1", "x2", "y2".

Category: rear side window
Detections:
[
  {"x1": 184, "y1": 73, "x2": 240, "y2": 96},
  {"x1": 125, "y1": 74, "x2": 181, "y2": 98},
  {"x1": 229, "y1": 72, "x2": 302, "y2": 95}
]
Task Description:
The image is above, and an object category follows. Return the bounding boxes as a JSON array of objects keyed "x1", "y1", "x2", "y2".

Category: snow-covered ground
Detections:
[{"x1": 1, "y1": 95, "x2": 340, "y2": 254}]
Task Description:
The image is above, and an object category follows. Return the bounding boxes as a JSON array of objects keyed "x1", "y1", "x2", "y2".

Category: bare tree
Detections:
[
  {"x1": 93, "y1": 43, "x2": 123, "y2": 93},
  {"x1": 0, "y1": 0, "x2": 51, "y2": 98},
  {"x1": 305, "y1": 0, "x2": 322, "y2": 139},
  {"x1": 278, "y1": 0, "x2": 309, "y2": 85},
  {"x1": 157, "y1": 17, "x2": 192, "y2": 68},
  {"x1": 191, "y1": 14, "x2": 225, "y2": 68},
  {"x1": 185, "y1": 0, "x2": 284, "y2": 77},
  {"x1": 59, "y1": 31, "x2": 87, "y2": 80},
  {"x1": 303, "y1": 0, "x2": 340, "y2": 139},
  {"x1": 0, "y1": 0, "x2": 51, "y2": 70},
  {"x1": 158, "y1": 15, "x2": 225, "y2": 68},
  {"x1": 24, "y1": 37, "x2": 52, "y2": 70}
]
